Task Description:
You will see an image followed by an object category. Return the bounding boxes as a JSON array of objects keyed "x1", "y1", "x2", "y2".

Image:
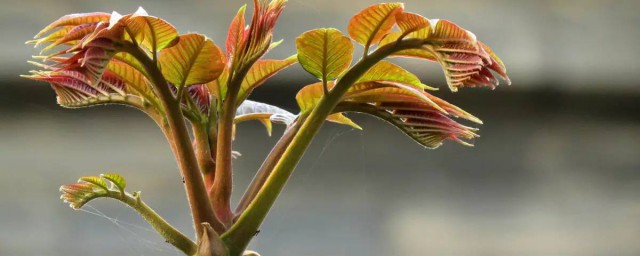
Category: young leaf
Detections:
[
  {"x1": 23, "y1": 68, "x2": 155, "y2": 111},
  {"x1": 35, "y1": 12, "x2": 111, "y2": 38},
  {"x1": 106, "y1": 60, "x2": 158, "y2": 104},
  {"x1": 226, "y1": 4, "x2": 247, "y2": 61},
  {"x1": 296, "y1": 28, "x2": 353, "y2": 81},
  {"x1": 124, "y1": 7, "x2": 179, "y2": 51},
  {"x1": 348, "y1": 3, "x2": 404, "y2": 49},
  {"x1": 235, "y1": 100, "x2": 296, "y2": 136},
  {"x1": 327, "y1": 113, "x2": 362, "y2": 130},
  {"x1": 295, "y1": 82, "x2": 361, "y2": 129},
  {"x1": 158, "y1": 34, "x2": 225, "y2": 87},
  {"x1": 60, "y1": 174, "x2": 127, "y2": 209},
  {"x1": 41, "y1": 23, "x2": 98, "y2": 53},
  {"x1": 395, "y1": 12, "x2": 430, "y2": 37},
  {"x1": 356, "y1": 61, "x2": 435, "y2": 90},
  {"x1": 377, "y1": 19, "x2": 510, "y2": 91},
  {"x1": 336, "y1": 101, "x2": 478, "y2": 148},
  {"x1": 236, "y1": 55, "x2": 298, "y2": 105},
  {"x1": 101, "y1": 173, "x2": 126, "y2": 195}
]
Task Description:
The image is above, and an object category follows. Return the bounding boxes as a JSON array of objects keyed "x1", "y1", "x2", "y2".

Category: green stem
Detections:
[
  {"x1": 123, "y1": 43, "x2": 225, "y2": 238},
  {"x1": 112, "y1": 190, "x2": 198, "y2": 255},
  {"x1": 222, "y1": 39, "x2": 425, "y2": 255}
]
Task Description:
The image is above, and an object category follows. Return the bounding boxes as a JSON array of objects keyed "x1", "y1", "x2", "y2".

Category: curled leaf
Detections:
[
  {"x1": 235, "y1": 100, "x2": 296, "y2": 136},
  {"x1": 378, "y1": 17, "x2": 510, "y2": 91},
  {"x1": 60, "y1": 174, "x2": 128, "y2": 209},
  {"x1": 35, "y1": 12, "x2": 111, "y2": 38}
]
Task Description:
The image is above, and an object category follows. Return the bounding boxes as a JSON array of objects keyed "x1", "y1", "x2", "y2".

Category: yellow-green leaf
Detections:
[
  {"x1": 296, "y1": 28, "x2": 353, "y2": 81},
  {"x1": 106, "y1": 60, "x2": 157, "y2": 103},
  {"x1": 348, "y1": 3, "x2": 404, "y2": 49},
  {"x1": 236, "y1": 55, "x2": 298, "y2": 105},
  {"x1": 327, "y1": 113, "x2": 362, "y2": 130},
  {"x1": 159, "y1": 34, "x2": 225, "y2": 87},
  {"x1": 101, "y1": 173, "x2": 126, "y2": 195},
  {"x1": 356, "y1": 61, "x2": 434, "y2": 90},
  {"x1": 296, "y1": 81, "x2": 330, "y2": 113}
]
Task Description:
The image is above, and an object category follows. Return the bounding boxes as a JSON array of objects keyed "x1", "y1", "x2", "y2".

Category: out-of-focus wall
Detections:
[
  {"x1": 2, "y1": 1, "x2": 640, "y2": 256},
  {"x1": 3, "y1": 0, "x2": 640, "y2": 92}
]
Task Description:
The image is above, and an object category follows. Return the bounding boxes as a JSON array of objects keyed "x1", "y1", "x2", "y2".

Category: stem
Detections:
[
  {"x1": 212, "y1": 62, "x2": 255, "y2": 227},
  {"x1": 123, "y1": 43, "x2": 225, "y2": 238},
  {"x1": 212, "y1": 82, "x2": 239, "y2": 227},
  {"x1": 221, "y1": 39, "x2": 425, "y2": 255},
  {"x1": 193, "y1": 123, "x2": 215, "y2": 187},
  {"x1": 112, "y1": 190, "x2": 198, "y2": 255},
  {"x1": 234, "y1": 119, "x2": 302, "y2": 216}
]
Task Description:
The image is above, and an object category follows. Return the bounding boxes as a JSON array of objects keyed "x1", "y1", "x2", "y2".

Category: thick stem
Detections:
[
  {"x1": 212, "y1": 86, "x2": 239, "y2": 227},
  {"x1": 221, "y1": 39, "x2": 425, "y2": 255},
  {"x1": 124, "y1": 44, "x2": 225, "y2": 238},
  {"x1": 112, "y1": 190, "x2": 198, "y2": 255},
  {"x1": 234, "y1": 120, "x2": 302, "y2": 216},
  {"x1": 212, "y1": 61, "x2": 255, "y2": 227}
]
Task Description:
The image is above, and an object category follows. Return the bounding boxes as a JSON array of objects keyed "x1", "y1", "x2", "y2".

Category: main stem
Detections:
[
  {"x1": 212, "y1": 86, "x2": 239, "y2": 226},
  {"x1": 124, "y1": 44, "x2": 224, "y2": 238},
  {"x1": 222, "y1": 39, "x2": 425, "y2": 255}
]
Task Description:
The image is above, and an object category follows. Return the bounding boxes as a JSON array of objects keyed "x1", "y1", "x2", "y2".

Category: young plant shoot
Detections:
[{"x1": 24, "y1": 1, "x2": 510, "y2": 255}]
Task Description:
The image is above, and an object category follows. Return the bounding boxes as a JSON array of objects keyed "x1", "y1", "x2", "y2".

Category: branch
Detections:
[
  {"x1": 60, "y1": 175, "x2": 197, "y2": 255},
  {"x1": 211, "y1": 62, "x2": 255, "y2": 226},
  {"x1": 122, "y1": 43, "x2": 225, "y2": 237},
  {"x1": 221, "y1": 38, "x2": 426, "y2": 255}
]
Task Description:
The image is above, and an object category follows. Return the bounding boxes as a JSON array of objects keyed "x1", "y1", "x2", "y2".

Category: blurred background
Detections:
[{"x1": 1, "y1": 0, "x2": 640, "y2": 255}]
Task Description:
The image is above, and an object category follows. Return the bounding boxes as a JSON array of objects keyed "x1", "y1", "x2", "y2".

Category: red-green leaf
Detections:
[
  {"x1": 336, "y1": 101, "x2": 478, "y2": 148},
  {"x1": 296, "y1": 28, "x2": 353, "y2": 81},
  {"x1": 159, "y1": 34, "x2": 225, "y2": 87},
  {"x1": 35, "y1": 12, "x2": 110, "y2": 38},
  {"x1": 106, "y1": 59, "x2": 157, "y2": 104},
  {"x1": 123, "y1": 7, "x2": 179, "y2": 51},
  {"x1": 377, "y1": 18, "x2": 510, "y2": 91},
  {"x1": 395, "y1": 12, "x2": 430, "y2": 37},
  {"x1": 226, "y1": 4, "x2": 247, "y2": 59},
  {"x1": 348, "y1": 3, "x2": 404, "y2": 49},
  {"x1": 60, "y1": 174, "x2": 129, "y2": 209}
]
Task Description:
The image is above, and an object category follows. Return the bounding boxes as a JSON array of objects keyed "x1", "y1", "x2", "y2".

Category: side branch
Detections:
[
  {"x1": 116, "y1": 191, "x2": 198, "y2": 255},
  {"x1": 222, "y1": 39, "x2": 426, "y2": 254}
]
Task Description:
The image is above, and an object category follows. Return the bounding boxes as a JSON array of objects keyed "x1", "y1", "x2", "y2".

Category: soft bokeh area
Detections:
[{"x1": 1, "y1": 0, "x2": 639, "y2": 255}]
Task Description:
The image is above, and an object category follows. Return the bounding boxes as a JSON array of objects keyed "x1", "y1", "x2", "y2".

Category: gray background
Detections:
[{"x1": 1, "y1": 0, "x2": 639, "y2": 255}]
